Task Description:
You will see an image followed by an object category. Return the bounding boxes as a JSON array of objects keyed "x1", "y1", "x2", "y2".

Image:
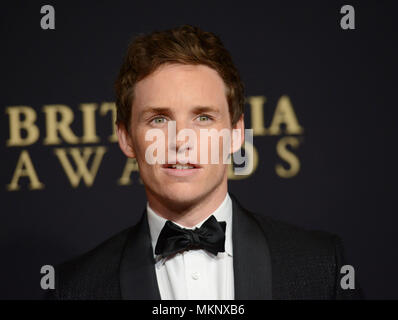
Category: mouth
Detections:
[
  {"x1": 161, "y1": 163, "x2": 202, "y2": 177},
  {"x1": 161, "y1": 163, "x2": 201, "y2": 169}
]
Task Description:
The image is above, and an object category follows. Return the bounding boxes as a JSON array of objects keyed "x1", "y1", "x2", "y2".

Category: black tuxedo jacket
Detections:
[{"x1": 51, "y1": 194, "x2": 361, "y2": 300}]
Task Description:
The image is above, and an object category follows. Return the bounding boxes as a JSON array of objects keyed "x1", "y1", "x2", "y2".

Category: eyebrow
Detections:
[
  {"x1": 191, "y1": 105, "x2": 220, "y2": 114},
  {"x1": 140, "y1": 105, "x2": 220, "y2": 118}
]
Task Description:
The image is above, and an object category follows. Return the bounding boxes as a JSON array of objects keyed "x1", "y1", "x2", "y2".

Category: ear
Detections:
[
  {"x1": 230, "y1": 114, "x2": 245, "y2": 154},
  {"x1": 116, "y1": 123, "x2": 136, "y2": 158}
]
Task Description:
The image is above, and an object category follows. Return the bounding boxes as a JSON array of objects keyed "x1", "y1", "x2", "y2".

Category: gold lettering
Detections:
[
  {"x1": 268, "y1": 95, "x2": 304, "y2": 135},
  {"x1": 6, "y1": 106, "x2": 40, "y2": 146},
  {"x1": 118, "y1": 158, "x2": 140, "y2": 185},
  {"x1": 247, "y1": 96, "x2": 267, "y2": 136},
  {"x1": 7, "y1": 150, "x2": 44, "y2": 190},
  {"x1": 54, "y1": 146, "x2": 107, "y2": 187},
  {"x1": 275, "y1": 136, "x2": 301, "y2": 178},
  {"x1": 80, "y1": 103, "x2": 100, "y2": 143},
  {"x1": 42, "y1": 105, "x2": 80, "y2": 145}
]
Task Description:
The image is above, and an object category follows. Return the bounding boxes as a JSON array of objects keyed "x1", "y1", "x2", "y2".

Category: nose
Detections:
[{"x1": 168, "y1": 120, "x2": 194, "y2": 157}]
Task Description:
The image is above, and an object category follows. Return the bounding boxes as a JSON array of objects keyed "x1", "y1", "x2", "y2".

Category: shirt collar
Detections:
[{"x1": 147, "y1": 193, "x2": 233, "y2": 259}]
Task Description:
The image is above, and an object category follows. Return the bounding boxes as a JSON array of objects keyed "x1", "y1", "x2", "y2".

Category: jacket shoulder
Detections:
[
  {"x1": 54, "y1": 226, "x2": 133, "y2": 300},
  {"x1": 249, "y1": 211, "x2": 347, "y2": 299},
  {"x1": 251, "y1": 212, "x2": 339, "y2": 255}
]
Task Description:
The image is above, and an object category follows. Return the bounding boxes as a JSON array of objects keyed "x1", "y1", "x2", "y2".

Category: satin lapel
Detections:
[
  {"x1": 120, "y1": 209, "x2": 161, "y2": 300},
  {"x1": 231, "y1": 194, "x2": 272, "y2": 299}
]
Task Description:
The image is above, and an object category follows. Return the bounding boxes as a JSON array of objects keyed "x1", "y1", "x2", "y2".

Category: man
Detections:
[{"x1": 52, "y1": 25, "x2": 361, "y2": 300}]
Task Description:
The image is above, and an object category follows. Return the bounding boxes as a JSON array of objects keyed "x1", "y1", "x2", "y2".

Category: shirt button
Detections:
[{"x1": 191, "y1": 272, "x2": 200, "y2": 280}]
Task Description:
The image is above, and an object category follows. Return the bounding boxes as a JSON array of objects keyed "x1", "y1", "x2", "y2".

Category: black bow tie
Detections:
[{"x1": 155, "y1": 215, "x2": 226, "y2": 258}]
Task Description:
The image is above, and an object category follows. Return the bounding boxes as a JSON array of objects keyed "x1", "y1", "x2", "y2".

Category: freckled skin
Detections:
[{"x1": 117, "y1": 63, "x2": 244, "y2": 227}]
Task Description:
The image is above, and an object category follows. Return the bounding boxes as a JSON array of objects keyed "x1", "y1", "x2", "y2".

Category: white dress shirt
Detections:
[{"x1": 146, "y1": 193, "x2": 234, "y2": 300}]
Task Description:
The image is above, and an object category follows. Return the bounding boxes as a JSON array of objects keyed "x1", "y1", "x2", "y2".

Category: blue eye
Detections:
[
  {"x1": 152, "y1": 117, "x2": 166, "y2": 124},
  {"x1": 198, "y1": 115, "x2": 210, "y2": 122}
]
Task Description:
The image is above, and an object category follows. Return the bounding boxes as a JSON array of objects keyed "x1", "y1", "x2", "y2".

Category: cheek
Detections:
[
  {"x1": 133, "y1": 129, "x2": 167, "y2": 178},
  {"x1": 132, "y1": 128, "x2": 157, "y2": 161}
]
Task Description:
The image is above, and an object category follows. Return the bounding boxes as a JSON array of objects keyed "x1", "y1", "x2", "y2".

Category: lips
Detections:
[
  {"x1": 161, "y1": 162, "x2": 202, "y2": 177},
  {"x1": 161, "y1": 163, "x2": 201, "y2": 169}
]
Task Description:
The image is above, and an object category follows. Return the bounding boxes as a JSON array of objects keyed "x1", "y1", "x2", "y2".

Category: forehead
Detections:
[{"x1": 133, "y1": 63, "x2": 228, "y2": 112}]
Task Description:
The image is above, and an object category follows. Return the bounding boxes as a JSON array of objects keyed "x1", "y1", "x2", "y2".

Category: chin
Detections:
[
  {"x1": 163, "y1": 184, "x2": 203, "y2": 202},
  {"x1": 150, "y1": 182, "x2": 208, "y2": 207},
  {"x1": 143, "y1": 170, "x2": 226, "y2": 206}
]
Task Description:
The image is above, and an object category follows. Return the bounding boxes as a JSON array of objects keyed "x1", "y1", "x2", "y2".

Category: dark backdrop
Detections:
[{"x1": 1, "y1": 1, "x2": 397, "y2": 299}]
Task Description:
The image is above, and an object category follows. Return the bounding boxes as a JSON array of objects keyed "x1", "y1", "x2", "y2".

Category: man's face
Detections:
[{"x1": 117, "y1": 63, "x2": 243, "y2": 207}]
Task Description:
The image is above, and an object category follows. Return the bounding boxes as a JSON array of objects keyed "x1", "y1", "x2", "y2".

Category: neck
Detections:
[{"x1": 146, "y1": 181, "x2": 228, "y2": 228}]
